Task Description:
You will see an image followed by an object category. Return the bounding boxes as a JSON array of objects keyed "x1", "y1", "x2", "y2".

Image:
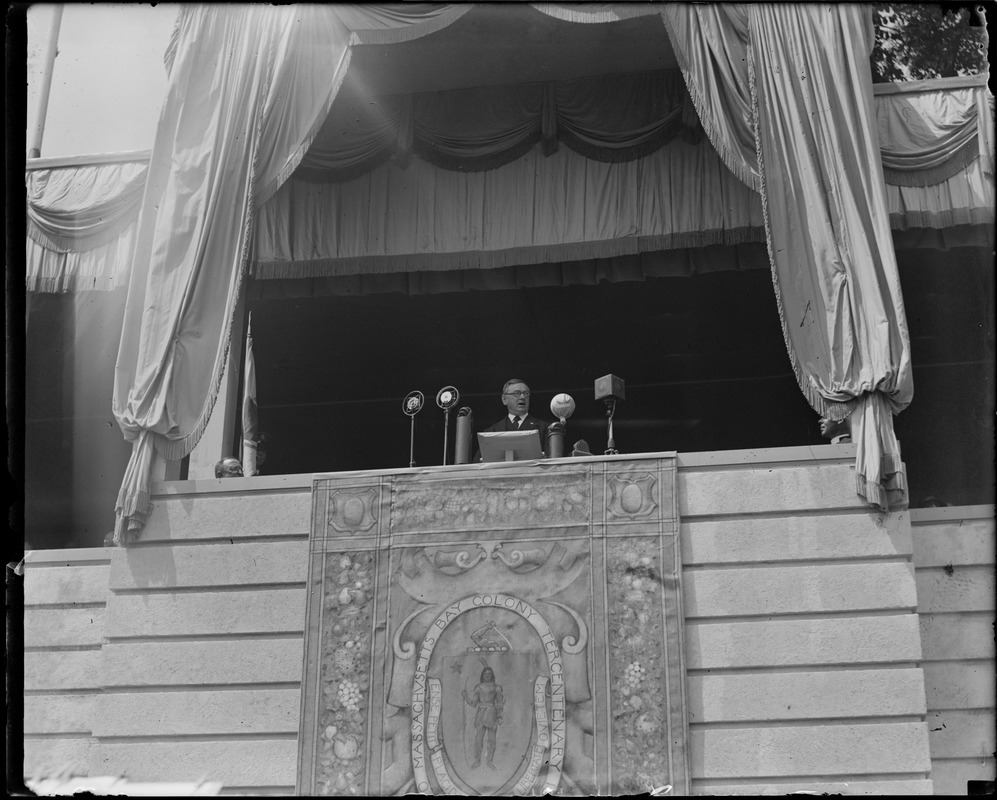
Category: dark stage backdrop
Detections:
[{"x1": 246, "y1": 247, "x2": 994, "y2": 510}]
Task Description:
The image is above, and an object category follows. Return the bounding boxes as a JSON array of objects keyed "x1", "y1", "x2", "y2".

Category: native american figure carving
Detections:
[
  {"x1": 378, "y1": 538, "x2": 595, "y2": 796},
  {"x1": 462, "y1": 663, "x2": 504, "y2": 770}
]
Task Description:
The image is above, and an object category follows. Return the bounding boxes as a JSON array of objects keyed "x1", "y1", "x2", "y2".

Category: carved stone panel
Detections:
[{"x1": 298, "y1": 457, "x2": 687, "y2": 796}]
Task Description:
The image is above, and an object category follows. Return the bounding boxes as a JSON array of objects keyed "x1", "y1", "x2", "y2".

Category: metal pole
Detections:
[
  {"x1": 28, "y1": 4, "x2": 64, "y2": 158},
  {"x1": 409, "y1": 417, "x2": 417, "y2": 468},
  {"x1": 442, "y1": 408, "x2": 450, "y2": 465}
]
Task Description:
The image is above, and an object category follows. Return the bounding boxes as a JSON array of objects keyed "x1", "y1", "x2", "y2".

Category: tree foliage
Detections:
[{"x1": 871, "y1": 3, "x2": 988, "y2": 82}]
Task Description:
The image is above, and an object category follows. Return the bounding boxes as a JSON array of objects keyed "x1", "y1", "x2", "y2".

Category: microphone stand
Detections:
[
  {"x1": 436, "y1": 386, "x2": 459, "y2": 466},
  {"x1": 409, "y1": 415, "x2": 417, "y2": 468},
  {"x1": 604, "y1": 399, "x2": 619, "y2": 455},
  {"x1": 442, "y1": 406, "x2": 451, "y2": 466},
  {"x1": 402, "y1": 391, "x2": 424, "y2": 469}
]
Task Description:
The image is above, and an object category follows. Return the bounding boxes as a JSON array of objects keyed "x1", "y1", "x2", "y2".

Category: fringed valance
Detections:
[
  {"x1": 295, "y1": 70, "x2": 700, "y2": 180},
  {"x1": 256, "y1": 136, "x2": 764, "y2": 279},
  {"x1": 877, "y1": 83, "x2": 993, "y2": 187},
  {"x1": 26, "y1": 159, "x2": 147, "y2": 252}
]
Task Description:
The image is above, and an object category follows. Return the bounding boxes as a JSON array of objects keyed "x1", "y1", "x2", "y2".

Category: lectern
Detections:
[{"x1": 477, "y1": 429, "x2": 543, "y2": 462}]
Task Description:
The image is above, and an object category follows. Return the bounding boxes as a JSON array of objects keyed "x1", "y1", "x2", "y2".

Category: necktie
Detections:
[{"x1": 512, "y1": 416, "x2": 521, "y2": 428}]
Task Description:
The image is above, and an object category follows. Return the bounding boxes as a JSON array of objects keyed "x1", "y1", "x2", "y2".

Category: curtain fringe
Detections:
[
  {"x1": 412, "y1": 130, "x2": 542, "y2": 173},
  {"x1": 658, "y1": 10, "x2": 762, "y2": 193},
  {"x1": 889, "y1": 206, "x2": 992, "y2": 231},
  {"x1": 294, "y1": 148, "x2": 395, "y2": 185},
  {"x1": 558, "y1": 117, "x2": 693, "y2": 164},
  {"x1": 856, "y1": 460, "x2": 907, "y2": 511},
  {"x1": 115, "y1": 488, "x2": 151, "y2": 521},
  {"x1": 251, "y1": 229, "x2": 767, "y2": 280},
  {"x1": 680, "y1": 66, "x2": 761, "y2": 193},
  {"x1": 257, "y1": 47, "x2": 355, "y2": 208},
  {"x1": 348, "y1": 6, "x2": 473, "y2": 46},
  {"x1": 26, "y1": 214, "x2": 141, "y2": 255},
  {"x1": 25, "y1": 272, "x2": 125, "y2": 294},
  {"x1": 883, "y1": 143, "x2": 980, "y2": 187},
  {"x1": 531, "y1": 3, "x2": 658, "y2": 24}
]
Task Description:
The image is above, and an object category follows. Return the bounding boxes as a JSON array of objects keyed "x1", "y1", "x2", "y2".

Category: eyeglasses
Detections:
[{"x1": 504, "y1": 391, "x2": 530, "y2": 398}]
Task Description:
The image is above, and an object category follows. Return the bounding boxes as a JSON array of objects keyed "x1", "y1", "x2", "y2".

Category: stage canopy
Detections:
[{"x1": 22, "y1": 4, "x2": 996, "y2": 541}]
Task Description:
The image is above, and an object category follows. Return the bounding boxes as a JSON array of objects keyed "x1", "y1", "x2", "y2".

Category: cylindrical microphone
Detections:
[
  {"x1": 546, "y1": 421, "x2": 565, "y2": 459},
  {"x1": 455, "y1": 407, "x2": 473, "y2": 464}
]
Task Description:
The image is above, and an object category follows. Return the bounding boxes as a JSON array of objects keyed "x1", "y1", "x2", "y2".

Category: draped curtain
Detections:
[
  {"x1": 748, "y1": 4, "x2": 913, "y2": 508},
  {"x1": 26, "y1": 74, "x2": 991, "y2": 292},
  {"x1": 109, "y1": 4, "x2": 354, "y2": 539},
  {"x1": 61, "y1": 2, "x2": 988, "y2": 540},
  {"x1": 26, "y1": 157, "x2": 147, "y2": 292}
]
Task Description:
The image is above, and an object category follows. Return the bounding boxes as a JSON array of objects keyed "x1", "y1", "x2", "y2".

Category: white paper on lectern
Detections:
[{"x1": 477, "y1": 429, "x2": 542, "y2": 462}]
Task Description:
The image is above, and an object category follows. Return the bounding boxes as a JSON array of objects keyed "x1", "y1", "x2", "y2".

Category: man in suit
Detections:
[{"x1": 476, "y1": 378, "x2": 548, "y2": 460}]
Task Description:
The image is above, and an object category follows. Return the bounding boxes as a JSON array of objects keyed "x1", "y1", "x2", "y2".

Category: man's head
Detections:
[
  {"x1": 819, "y1": 416, "x2": 849, "y2": 440},
  {"x1": 501, "y1": 378, "x2": 531, "y2": 418},
  {"x1": 480, "y1": 667, "x2": 495, "y2": 683},
  {"x1": 215, "y1": 457, "x2": 244, "y2": 478}
]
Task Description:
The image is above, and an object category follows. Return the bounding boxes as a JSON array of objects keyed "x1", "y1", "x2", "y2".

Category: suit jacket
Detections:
[
  {"x1": 476, "y1": 414, "x2": 549, "y2": 460},
  {"x1": 482, "y1": 413, "x2": 548, "y2": 435}
]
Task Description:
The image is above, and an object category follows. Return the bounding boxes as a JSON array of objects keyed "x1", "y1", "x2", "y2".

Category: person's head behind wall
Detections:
[
  {"x1": 501, "y1": 378, "x2": 531, "y2": 418},
  {"x1": 215, "y1": 457, "x2": 244, "y2": 478},
  {"x1": 819, "y1": 415, "x2": 851, "y2": 443}
]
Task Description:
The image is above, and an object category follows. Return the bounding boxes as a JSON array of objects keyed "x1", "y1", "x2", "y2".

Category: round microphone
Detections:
[
  {"x1": 403, "y1": 390, "x2": 425, "y2": 417},
  {"x1": 550, "y1": 393, "x2": 576, "y2": 424},
  {"x1": 436, "y1": 386, "x2": 459, "y2": 410}
]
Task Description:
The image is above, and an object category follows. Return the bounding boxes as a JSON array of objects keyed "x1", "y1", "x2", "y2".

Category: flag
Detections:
[{"x1": 242, "y1": 313, "x2": 258, "y2": 476}]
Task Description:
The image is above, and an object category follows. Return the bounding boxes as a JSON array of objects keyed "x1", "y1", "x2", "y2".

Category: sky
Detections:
[{"x1": 26, "y1": 3, "x2": 180, "y2": 158}]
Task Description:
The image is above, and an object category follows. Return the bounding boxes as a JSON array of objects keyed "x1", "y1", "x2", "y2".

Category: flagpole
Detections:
[
  {"x1": 242, "y1": 313, "x2": 258, "y2": 476},
  {"x1": 29, "y1": 4, "x2": 64, "y2": 159}
]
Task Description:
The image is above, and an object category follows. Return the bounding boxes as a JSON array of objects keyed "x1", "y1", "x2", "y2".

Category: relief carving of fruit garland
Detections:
[
  {"x1": 316, "y1": 551, "x2": 375, "y2": 796},
  {"x1": 607, "y1": 537, "x2": 671, "y2": 795}
]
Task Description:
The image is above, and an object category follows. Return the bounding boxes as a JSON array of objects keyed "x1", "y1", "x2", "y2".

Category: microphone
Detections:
[
  {"x1": 455, "y1": 407, "x2": 473, "y2": 465},
  {"x1": 436, "y1": 387, "x2": 460, "y2": 465},
  {"x1": 594, "y1": 374, "x2": 625, "y2": 454},
  {"x1": 402, "y1": 391, "x2": 424, "y2": 468}
]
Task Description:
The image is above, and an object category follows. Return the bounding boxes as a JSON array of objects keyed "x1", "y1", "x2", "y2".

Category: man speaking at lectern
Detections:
[{"x1": 482, "y1": 378, "x2": 548, "y2": 437}]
